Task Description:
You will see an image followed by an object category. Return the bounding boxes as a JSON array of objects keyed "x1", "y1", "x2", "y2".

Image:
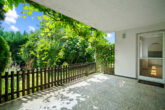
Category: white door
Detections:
[{"x1": 138, "y1": 31, "x2": 165, "y2": 84}]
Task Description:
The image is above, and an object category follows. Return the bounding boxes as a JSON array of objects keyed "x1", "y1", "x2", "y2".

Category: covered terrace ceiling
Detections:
[{"x1": 31, "y1": 0, "x2": 165, "y2": 32}]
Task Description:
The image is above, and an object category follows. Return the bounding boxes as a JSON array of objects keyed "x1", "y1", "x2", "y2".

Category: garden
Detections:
[{"x1": 0, "y1": 0, "x2": 114, "y2": 103}]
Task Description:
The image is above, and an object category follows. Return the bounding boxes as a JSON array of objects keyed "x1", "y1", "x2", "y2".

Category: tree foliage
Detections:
[
  {"x1": 0, "y1": 29, "x2": 28, "y2": 64},
  {"x1": 61, "y1": 36, "x2": 95, "y2": 64},
  {"x1": 0, "y1": 2, "x2": 5, "y2": 21},
  {"x1": 1, "y1": 0, "x2": 115, "y2": 70},
  {"x1": 20, "y1": 19, "x2": 95, "y2": 68},
  {"x1": 96, "y1": 43, "x2": 115, "y2": 65},
  {"x1": 0, "y1": 36, "x2": 10, "y2": 74}
]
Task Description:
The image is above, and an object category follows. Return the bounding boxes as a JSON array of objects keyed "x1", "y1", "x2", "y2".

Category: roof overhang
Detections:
[{"x1": 31, "y1": 0, "x2": 165, "y2": 32}]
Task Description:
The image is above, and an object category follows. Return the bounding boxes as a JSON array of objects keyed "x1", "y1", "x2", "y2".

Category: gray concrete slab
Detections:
[{"x1": 0, "y1": 73, "x2": 164, "y2": 110}]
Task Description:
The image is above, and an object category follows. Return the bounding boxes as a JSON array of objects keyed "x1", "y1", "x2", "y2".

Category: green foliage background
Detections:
[
  {"x1": 0, "y1": 36, "x2": 10, "y2": 74},
  {"x1": 0, "y1": 29, "x2": 28, "y2": 65},
  {"x1": 0, "y1": 0, "x2": 115, "y2": 71}
]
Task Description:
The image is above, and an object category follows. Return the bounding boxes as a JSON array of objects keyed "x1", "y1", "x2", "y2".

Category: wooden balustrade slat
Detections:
[
  {"x1": 11, "y1": 71, "x2": 14, "y2": 100},
  {"x1": 40, "y1": 68, "x2": 43, "y2": 90},
  {"x1": 5, "y1": 72, "x2": 8, "y2": 101},
  {"x1": 22, "y1": 71, "x2": 25, "y2": 96},
  {"x1": 44, "y1": 68, "x2": 46, "y2": 89},
  {"x1": 63, "y1": 66, "x2": 65, "y2": 83},
  {"x1": 58, "y1": 66, "x2": 60, "y2": 85},
  {"x1": 61, "y1": 66, "x2": 62, "y2": 85},
  {"x1": 51, "y1": 67, "x2": 53, "y2": 87},
  {"x1": 72, "y1": 67, "x2": 74, "y2": 81},
  {"x1": 48, "y1": 68, "x2": 50, "y2": 88},
  {"x1": 66, "y1": 66, "x2": 67, "y2": 83},
  {"x1": 17, "y1": 71, "x2": 19, "y2": 98},
  {"x1": 54, "y1": 66, "x2": 56, "y2": 86},
  {"x1": 36, "y1": 68, "x2": 39, "y2": 91},
  {"x1": 32, "y1": 69, "x2": 35, "y2": 93},
  {"x1": 27, "y1": 70, "x2": 30, "y2": 94}
]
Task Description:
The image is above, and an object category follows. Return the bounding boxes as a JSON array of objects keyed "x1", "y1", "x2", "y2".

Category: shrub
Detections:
[{"x1": 0, "y1": 36, "x2": 10, "y2": 74}]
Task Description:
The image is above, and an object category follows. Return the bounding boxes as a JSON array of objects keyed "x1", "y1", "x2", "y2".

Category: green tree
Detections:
[
  {"x1": 0, "y1": 28, "x2": 28, "y2": 64},
  {"x1": 0, "y1": 3, "x2": 5, "y2": 21},
  {"x1": 61, "y1": 36, "x2": 94, "y2": 64},
  {"x1": 0, "y1": 36, "x2": 10, "y2": 74},
  {"x1": 20, "y1": 31, "x2": 39, "y2": 69}
]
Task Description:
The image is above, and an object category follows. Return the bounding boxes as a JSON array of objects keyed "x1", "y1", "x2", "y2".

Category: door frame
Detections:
[{"x1": 137, "y1": 31, "x2": 165, "y2": 84}]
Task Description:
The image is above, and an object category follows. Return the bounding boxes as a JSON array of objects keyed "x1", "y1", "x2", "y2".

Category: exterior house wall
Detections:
[{"x1": 115, "y1": 22, "x2": 165, "y2": 78}]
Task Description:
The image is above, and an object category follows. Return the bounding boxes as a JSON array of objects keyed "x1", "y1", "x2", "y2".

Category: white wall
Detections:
[{"x1": 115, "y1": 23, "x2": 165, "y2": 78}]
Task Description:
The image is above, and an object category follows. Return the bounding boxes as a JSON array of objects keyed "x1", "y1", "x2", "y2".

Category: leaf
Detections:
[
  {"x1": 34, "y1": 8, "x2": 39, "y2": 12},
  {"x1": 46, "y1": 22, "x2": 50, "y2": 26},
  {"x1": 40, "y1": 33, "x2": 44, "y2": 36},
  {"x1": 30, "y1": 51, "x2": 35, "y2": 56},
  {"x1": 21, "y1": 11, "x2": 25, "y2": 14},
  {"x1": 45, "y1": 28, "x2": 49, "y2": 32},
  {"x1": 37, "y1": 16, "x2": 42, "y2": 20},
  {"x1": 3, "y1": 6, "x2": 8, "y2": 12},
  {"x1": 23, "y1": 16, "x2": 26, "y2": 19},
  {"x1": 27, "y1": 11, "x2": 33, "y2": 16},
  {"x1": 49, "y1": 25, "x2": 54, "y2": 29},
  {"x1": 43, "y1": 15, "x2": 49, "y2": 20},
  {"x1": 29, "y1": 6, "x2": 34, "y2": 11},
  {"x1": 23, "y1": 5, "x2": 28, "y2": 10},
  {"x1": 48, "y1": 33, "x2": 51, "y2": 36},
  {"x1": 42, "y1": 57, "x2": 45, "y2": 60}
]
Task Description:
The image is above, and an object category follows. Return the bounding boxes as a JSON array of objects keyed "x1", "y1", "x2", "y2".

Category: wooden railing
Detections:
[{"x1": 0, "y1": 62, "x2": 96, "y2": 103}]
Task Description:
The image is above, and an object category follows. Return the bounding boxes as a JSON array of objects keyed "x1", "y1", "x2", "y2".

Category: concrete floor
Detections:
[{"x1": 0, "y1": 73, "x2": 165, "y2": 110}]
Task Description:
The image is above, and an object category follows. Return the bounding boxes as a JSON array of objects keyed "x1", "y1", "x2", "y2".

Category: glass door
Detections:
[{"x1": 138, "y1": 31, "x2": 164, "y2": 83}]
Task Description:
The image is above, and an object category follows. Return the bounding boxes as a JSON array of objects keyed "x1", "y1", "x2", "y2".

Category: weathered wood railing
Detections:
[{"x1": 0, "y1": 62, "x2": 96, "y2": 103}]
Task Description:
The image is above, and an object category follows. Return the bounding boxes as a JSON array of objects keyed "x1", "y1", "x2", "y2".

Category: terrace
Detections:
[
  {"x1": 0, "y1": 0, "x2": 165, "y2": 110},
  {"x1": 0, "y1": 73, "x2": 165, "y2": 110}
]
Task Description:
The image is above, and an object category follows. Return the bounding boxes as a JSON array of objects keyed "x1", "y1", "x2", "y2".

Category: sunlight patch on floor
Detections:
[
  {"x1": 87, "y1": 74, "x2": 109, "y2": 83},
  {"x1": 16, "y1": 73, "x2": 109, "y2": 110}
]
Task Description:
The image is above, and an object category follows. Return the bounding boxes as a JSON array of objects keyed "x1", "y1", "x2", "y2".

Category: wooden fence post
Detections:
[
  {"x1": 72, "y1": 66, "x2": 74, "y2": 80},
  {"x1": 63, "y1": 66, "x2": 65, "y2": 83},
  {"x1": 65, "y1": 66, "x2": 68, "y2": 83},
  {"x1": 27, "y1": 70, "x2": 30, "y2": 94},
  {"x1": 68, "y1": 66, "x2": 70, "y2": 82},
  {"x1": 57, "y1": 66, "x2": 60, "y2": 85},
  {"x1": 5, "y1": 72, "x2": 8, "y2": 101},
  {"x1": 85, "y1": 63, "x2": 88, "y2": 76},
  {"x1": 11, "y1": 71, "x2": 14, "y2": 100},
  {"x1": 51, "y1": 67, "x2": 53, "y2": 87},
  {"x1": 36, "y1": 68, "x2": 39, "y2": 91},
  {"x1": 94, "y1": 62, "x2": 96, "y2": 73},
  {"x1": 61, "y1": 66, "x2": 63, "y2": 85},
  {"x1": 17, "y1": 71, "x2": 19, "y2": 98},
  {"x1": 22, "y1": 71, "x2": 25, "y2": 96},
  {"x1": 48, "y1": 68, "x2": 50, "y2": 88},
  {"x1": 32, "y1": 69, "x2": 35, "y2": 93},
  {"x1": 40, "y1": 68, "x2": 43, "y2": 90},
  {"x1": 54, "y1": 66, "x2": 56, "y2": 86},
  {"x1": 44, "y1": 68, "x2": 46, "y2": 89}
]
